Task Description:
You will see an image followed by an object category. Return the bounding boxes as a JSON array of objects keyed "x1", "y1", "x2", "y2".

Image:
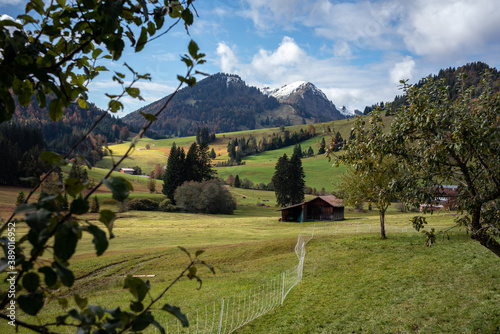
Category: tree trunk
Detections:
[
  {"x1": 379, "y1": 208, "x2": 387, "y2": 239},
  {"x1": 470, "y1": 206, "x2": 500, "y2": 257}
]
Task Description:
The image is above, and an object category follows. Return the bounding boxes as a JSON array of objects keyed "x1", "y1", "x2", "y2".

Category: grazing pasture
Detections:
[{"x1": 1, "y1": 184, "x2": 498, "y2": 333}]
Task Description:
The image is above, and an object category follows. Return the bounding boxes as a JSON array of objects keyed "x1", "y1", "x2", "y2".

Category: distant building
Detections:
[
  {"x1": 120, "y1": 168, "x2": 135, "y2": 175},
  {"x1": 420, "y1": 185, "x2": 458, "y2": 212},
  {"x1": 276, "y1": 195, "x2": 344, "y2": 222}
]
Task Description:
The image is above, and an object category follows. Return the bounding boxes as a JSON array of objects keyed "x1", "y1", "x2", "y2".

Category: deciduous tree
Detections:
[
  {"x1": 384, "y1": 74, "x2": 500, "y2": 256},
  {"x1": 0, "y1": 1, "x2": 212, "y2": 332}
]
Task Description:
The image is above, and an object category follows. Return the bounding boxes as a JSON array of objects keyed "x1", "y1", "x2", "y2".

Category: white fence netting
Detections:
[{"x1": 156, "y1": 221, "x2": 458, "y2": 333}]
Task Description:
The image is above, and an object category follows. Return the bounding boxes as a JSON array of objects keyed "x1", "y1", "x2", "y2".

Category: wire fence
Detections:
[{"x1": 155, "y1": 221, "x2": 461, "y2": 334}]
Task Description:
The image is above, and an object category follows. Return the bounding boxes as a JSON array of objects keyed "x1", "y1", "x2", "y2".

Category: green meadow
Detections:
[
  {"x1": 1, "y1": 184, "x2": 499, "y2": 333},
  {"x1": 1, "y1": 117, "x2": 498, "y2": 333},
  {"x1": 96, "y1": 119, "x2": 357, "y2": 191}
]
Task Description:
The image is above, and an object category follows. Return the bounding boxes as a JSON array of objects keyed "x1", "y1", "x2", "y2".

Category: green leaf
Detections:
[
  {"x1": 125, "y1": 87, "x2": 141, "y2": 98},
  {"x1": 131, "y1": 312, "x2": 154, "y2": 331},
  {"x1": 130, "y1": 301, "x2": 144, "y2": 313},
  {"x1": 18, "y1": 291, "x2": 44, "y2": 316},
  {"x1": 140, "y1": 112, "x2": 157, "y2": 122},
  {"x1": 103, "y1": 177, "x2": 133, "y2": 202},
  {"x1": 135, "y1": 27, "x2": 148, "y2": 52},
  {"x1": 64, "y1": 178, "x2": 86, "y2": 198},
  {"x1": 25, "y1": 208, "x2": 51, "y2": 232},
  {"x1": 195, "y1": 250, "x2": 204, "y2": 257},
  {"x1": 99, "y1": 210, "x2": 116, "y2": 238},
  {"x1": 49, "y1": 98, "x2": 64, "y2": 121},
  {"x1": 161, "y1": 304, "x2": 188, "y2": 327},
  {"x1": 40, "y1": 151, "x2": 64, "y2": 166},
  {"x1": 53, "y1": 260, "x2": 75, "y2": 287},
  {"x1": 92, "y1": 48, "x2": 103, "y2": 59},
  {"x1": 74, "y1": 293, "x2": 88, "y2": 310},
  {"x1": 201, "y1": 261, "x2": 216, "y2": 275},
  {"x1": 178, "y1": 246, "x2": 191, "y2": 258},
  {"x1": 57, "y1": 297, "x2": 68, "y2": 310},
  {"x1": 22, "y1": 272, "x2": 40, "y2": 293},
  {"x1": 77, "y1": 97, "x2": 88, "y2": 109},
  {"x1": 38, "y1": 266, "x2": 58, "y2": 287},
  {"x1": 188, "y1": 40, "x2": 199, "y2": 59},
  {"x1": 85, "y1": 224, "x2": 108, "y2": 256},
  {"x1": 147, "y1": 21, "x2": 156, "y2": 36},
  {"x1": 88, "y1": 305, "x2": 104, "y2": 319},
  {"x1": 181, "y1": 8, "x2": 194, "y2": 26},
  {"x1": 151, "y1": 320, "x2": 166, "y2": 334},
  {"x1": 70, "y1": 198, "x2": 89, "y2": 215},
  {"x1": 124, "y1": 275, "x2": 150, "y2": 302},
  {"x1": 54, "y1": 222, "x2": 79, "y2": 262}
]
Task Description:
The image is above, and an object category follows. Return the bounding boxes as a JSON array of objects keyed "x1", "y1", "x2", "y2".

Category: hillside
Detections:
[
  {"x1": 122, "y1": 73, "x2": 346, "y2": 137},
  {"x1": 364, "y1": 61, "x2": 500, "y2": 114}
]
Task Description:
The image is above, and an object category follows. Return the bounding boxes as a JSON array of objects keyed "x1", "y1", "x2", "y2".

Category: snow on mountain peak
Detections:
[{"x1": 262, "y1": 81, "x2": 330, "y2": 101}]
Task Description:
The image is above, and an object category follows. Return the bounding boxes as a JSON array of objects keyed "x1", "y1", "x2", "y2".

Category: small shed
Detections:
[
  {"x1": 120, "y1": 168, "x2": 135, "y2": 175},
  {"x1": 276, "y1": 195, "x2": 344, "y2": 222}
]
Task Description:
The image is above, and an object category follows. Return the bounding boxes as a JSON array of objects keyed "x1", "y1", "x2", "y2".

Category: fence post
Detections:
[
  {"x1": 281, "y1": 271, "x2": 285, "y2": 306},
  {"x1": 218, "y1": 298, "x2": 225, "y2": 334}
]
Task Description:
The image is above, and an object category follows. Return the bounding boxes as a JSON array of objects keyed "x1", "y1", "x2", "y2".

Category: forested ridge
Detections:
[
  {"x1": 122, "y1": 73, "x2": 282, "y2": 136},
  {"x1": 2, "y1": 93, "x2": 165, "y2": 167},
  {"x1": 364, "y1": 61, "x2": 500, "y2": 115}
]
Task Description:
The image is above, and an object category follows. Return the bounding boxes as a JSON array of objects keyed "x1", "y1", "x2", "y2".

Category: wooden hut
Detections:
[{"x1": 276, "y1": 195, "x2": 344, "y2": 222}]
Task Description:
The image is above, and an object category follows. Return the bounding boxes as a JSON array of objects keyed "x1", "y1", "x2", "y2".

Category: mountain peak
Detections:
[
  {"x1": 262, "y1": 81, "x2": 329, "y2": 102},
  {"x1": 261, "y1": 81, "x2": 345, "y2": 121}
]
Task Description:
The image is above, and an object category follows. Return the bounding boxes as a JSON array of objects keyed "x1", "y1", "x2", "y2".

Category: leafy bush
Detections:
[
  {"x1": 128, "y1": 198, "x2": 159, "y2": 211},
  {"x1": 159, "y1": 199, "x2": 176, "y2": 212},
  {"x1": 175, "y1": 180, "x2": 237, "y2": 214}
]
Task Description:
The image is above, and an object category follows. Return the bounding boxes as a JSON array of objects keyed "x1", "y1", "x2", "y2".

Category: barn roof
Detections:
[{"x1": 276, "y1": 195, "x2": 343, "y2": 211}]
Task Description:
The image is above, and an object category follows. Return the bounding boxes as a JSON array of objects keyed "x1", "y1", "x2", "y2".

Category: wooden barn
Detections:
[{"x1": 276, "y1": 195, "x2": 344, "y2": 222}]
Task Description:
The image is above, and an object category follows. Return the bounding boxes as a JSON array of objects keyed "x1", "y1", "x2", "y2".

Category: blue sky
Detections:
[{"x1": 2, "y1": 0, "x2": 500, "y2": 116}]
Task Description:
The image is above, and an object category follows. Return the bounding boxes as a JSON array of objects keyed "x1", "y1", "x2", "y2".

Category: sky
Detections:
[{"x1": 1, "y1": 0, "x2": 500, "y2": 116}]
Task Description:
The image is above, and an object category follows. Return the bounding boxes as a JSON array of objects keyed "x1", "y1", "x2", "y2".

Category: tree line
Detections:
[
  {"x1": 226, "y1": 127, "x2": 317, "y2": 162},
  {"x1": 0, "y1": 123, "x2": 50, "y2": 185},
  {"x1": 162, "y1": 141, "x2": 215, "y2": 203}
]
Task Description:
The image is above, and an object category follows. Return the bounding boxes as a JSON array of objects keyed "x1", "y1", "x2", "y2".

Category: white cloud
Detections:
[
  {"x1": 213, "y1": 35, "x2": 405, "y2": 112},
  {"x1": 333, "y1": 41, "x2": 352, "y2": 58},
  {"x1": 390, "y1": 56, "x2": 415, "y2": 84},
  {"x1": 240, "y1": 0, "x2": 307, "y2": 30},
  {"x1": 87, "y1": 79, "x2": 177, "y2": 116},
  {"x1": 0, "y1": 14, "x2": 21, "y2": 35},
  {"x1": 216, "y1": 42, "x2": 238, "y2": 73},
  {"x1": 399, "y1": 0, "x2": 500, "y2": 58},
  {"x1": 249, "y1": 36, "x2": 308, "y2": 81},
  {"x1": 0, "y1": 0, "x2": 23, "y2": 5}
]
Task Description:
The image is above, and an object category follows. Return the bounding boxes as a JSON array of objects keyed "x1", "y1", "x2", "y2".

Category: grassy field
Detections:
[
  {"x1": 1, "y1": 182, "x2": 499, "y2": 333},
  {"x1": 94, "y1": 118, "x2": 362, "y2": 191},
  {"x1": 2, "y1": 116, "x2": 499, "y2": 333}
]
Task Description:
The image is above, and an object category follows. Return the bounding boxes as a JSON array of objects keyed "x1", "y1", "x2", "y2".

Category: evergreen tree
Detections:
[
  {"x1": 185, "y1": 142, "x2": 200, "y2": 182},
  {"x1": 15, "y1": 191, "x2": 25, "y2": 207},
  {"x1": 293, "y1": 143, "x2": 303, "y2": 157},
  {"x1": 90, "y1": 196, "x2": 100, "y2": 213},
  {"x1": 273, "y1": 153, "x2": 305, "y2": 207},
  {"x1": 197, "y1": 142, "x2": 215, "y2": 181},
  {"x1": 210, "y1": 148, "x2": 216, "y2": 159},
  {"x1": 234, "y1": 175, "x2": 241, "y2": 188},
  {"x1": 162, "y1": 143, "x2": 186, "y2": 202},
  {"x1": 318, "y1": 137, "x2": 326, "y2": 154},
  {"x1": 307, "y1": 146, "x2": 314, "y2": 157},
  {"x1": 288, "y1": 153, "x2": 305, "y2": 205},
  {"x1": 273, "y1": 154, "x2": 291, "y2": 207}
]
